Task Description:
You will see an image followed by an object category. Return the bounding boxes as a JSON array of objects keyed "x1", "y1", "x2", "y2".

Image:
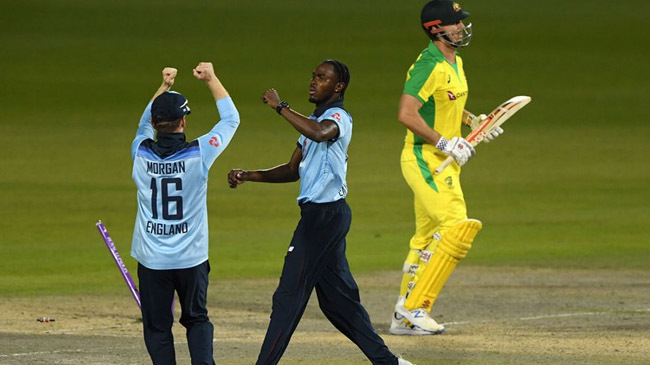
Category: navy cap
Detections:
[
  {"x1": 421, "y1": 0, "x2": 470, "y2": 27},
  {"x1": 151, "y1": 91, "x2": 191, "y2": 124}
]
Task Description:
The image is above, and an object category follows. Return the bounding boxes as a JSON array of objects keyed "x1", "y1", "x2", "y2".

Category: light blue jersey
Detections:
[
  {"x1": 130, "y1": 97, "x2": 239, "y2": 270},
  {"x1": 297, "y1": 101, "x2": 352, "y2": 204}
]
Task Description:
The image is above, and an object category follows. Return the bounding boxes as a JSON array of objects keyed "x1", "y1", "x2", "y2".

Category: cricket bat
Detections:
[{"x1": 434, "y1": 95, "x2": 532, "y2": 175}]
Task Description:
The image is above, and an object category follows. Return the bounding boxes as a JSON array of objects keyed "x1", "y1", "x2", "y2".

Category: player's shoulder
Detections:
[
  {"x1": 321, "y1": 106, "x2": 351, "y2": 125},
  {"x1": 136, "y1": 138, "x2": 156, "y2": 155},
  {"x1": 414, "y1": 43, "x2": 445, "y2": 67},
  {"x1": 175, "y1": 140, "x2": 200, "y2": 157},
  {"x1": 406, "y1": 48, "x2": 445, "y2": 84},
  {"x1": 410, "y1": 54, "x2": 436, "y2": 75},
  {"x1": 134, "y1": 138, "x2": 159, "y2": 161},
  {"x1": 139, "y1": 138, "x2": 155, "y2": 148}
]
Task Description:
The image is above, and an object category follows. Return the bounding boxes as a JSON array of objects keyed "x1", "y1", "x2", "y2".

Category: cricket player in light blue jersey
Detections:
[
  {"x1": 131, "y1": 62, "x2": 239, "y2": 365},
  {"x1": 228, "y1": 60, "x2": 412, "y2": 365}
]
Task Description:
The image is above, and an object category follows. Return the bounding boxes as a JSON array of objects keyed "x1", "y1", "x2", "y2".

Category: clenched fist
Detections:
[
  {"x1": 262, "y1": 88, "x2": 281, "y2": 109},
  {"x1": 162, "y1": 67, "x2": 177, "y2": 88},
  {"x1": 228, "y1": 169, "x2": 249, "y2": 189},
  {"x1": 193, "y1": 62, "x2": 216, "y2": 83}
]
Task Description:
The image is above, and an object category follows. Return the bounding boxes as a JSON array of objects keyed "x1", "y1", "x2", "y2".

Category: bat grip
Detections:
[{"x1": 434, "y1": 156, "x2": 454, "y2": 175}]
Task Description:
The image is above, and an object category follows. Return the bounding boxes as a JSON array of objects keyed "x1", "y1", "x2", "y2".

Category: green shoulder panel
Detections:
[{"x1": 403, "y1": 48, "x2": 438, "y2": 104}]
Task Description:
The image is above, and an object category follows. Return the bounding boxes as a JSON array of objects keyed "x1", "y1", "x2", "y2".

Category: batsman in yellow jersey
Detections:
[{"x1": 390, "y1": 0, "x2": 504, "y2": 336}]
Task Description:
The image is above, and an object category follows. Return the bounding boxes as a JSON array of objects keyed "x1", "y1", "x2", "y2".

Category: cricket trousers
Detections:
[
  {"x1": 138, "y1": 260, "x2": 215, "y2": 365},
  {"x1": 256, "y1": 199, "x2": 398, "y2": 365}
]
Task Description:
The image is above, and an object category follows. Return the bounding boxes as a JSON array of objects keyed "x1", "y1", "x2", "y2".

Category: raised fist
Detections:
[
  {"x1": 162, "y1": 67, "x2": 177, "y2": 87},
  {"x1": 193, "y1": 62, "x2": 216, "y2": 82},
  {"x1": 262, "y1": 88, "x2": 281, "y2": 109}
]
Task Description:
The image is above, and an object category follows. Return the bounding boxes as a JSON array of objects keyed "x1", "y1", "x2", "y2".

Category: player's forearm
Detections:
[
  {"x1": 279, "y1": 108, "x2": 333, "y2": 142},
  {"x1": 398, "y1": 94, "x2": 443, "y2": 145},
  {"x1": 206, "y1": 78, "x2": 229, "y2": 101},
  {"x1": 398, "y1": 112, "x2": 442, "y2": 145},
  {"x1": 246, "y1": 164, "x2": 300, "y2": 183},
  {"x1": 151, "y1": 82, "x2": 172, "y2": 102}
]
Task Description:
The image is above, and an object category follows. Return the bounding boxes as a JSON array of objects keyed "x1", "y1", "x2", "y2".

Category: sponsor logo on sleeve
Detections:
[
  {"x1": 330, "y1": 112, "x2": 341, "y2": 122},
  {"x1": 209, "y1": 136, "x2": 220, "y2": 147}
]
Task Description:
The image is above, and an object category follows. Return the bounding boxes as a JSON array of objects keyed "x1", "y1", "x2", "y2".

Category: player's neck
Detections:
[
  {"x1": 434, "y1": 41, "x2": 457, "y2": 64},
  {"x1": 314, "y1": 94, "x2": 342, "y2": 110}
]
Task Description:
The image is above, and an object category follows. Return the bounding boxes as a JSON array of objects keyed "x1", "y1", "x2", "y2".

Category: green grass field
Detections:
[{"x1": 1, "y1": 0, "x2": 648, "y2": 299}]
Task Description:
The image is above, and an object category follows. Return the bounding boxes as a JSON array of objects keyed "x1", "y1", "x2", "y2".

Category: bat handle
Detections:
[{"x1": 434, "y1": 156, "x2": 454, "y2": 175}]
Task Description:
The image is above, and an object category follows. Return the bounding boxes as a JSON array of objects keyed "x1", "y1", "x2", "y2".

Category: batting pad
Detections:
[{"x1": 404, "y1": 219, "x2": 482, "y2": 311}]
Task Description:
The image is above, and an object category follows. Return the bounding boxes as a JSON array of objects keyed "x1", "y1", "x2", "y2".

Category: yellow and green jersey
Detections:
[{"x1": 403, "y1": 41, "x2": 468, "y2": 145}]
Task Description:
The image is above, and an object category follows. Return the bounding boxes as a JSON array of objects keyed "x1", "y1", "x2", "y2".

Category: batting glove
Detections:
[
  {"x1": 436, "y1": 136, "x2": 475, "y2": 166},
  {"x1": 468, "y1": 113, "x2": 487, "y2": 130},
  {"x1": 470, "y1": 114, "x2": 504, "y2": 143},
  {"x1": 486, "y1": 126, "x2": 503, "y2": 143}
]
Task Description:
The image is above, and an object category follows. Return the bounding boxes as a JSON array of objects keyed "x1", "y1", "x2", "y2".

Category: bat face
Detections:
[{"x1": 467, "y1": 96, "x2": 531, "y2": 144}]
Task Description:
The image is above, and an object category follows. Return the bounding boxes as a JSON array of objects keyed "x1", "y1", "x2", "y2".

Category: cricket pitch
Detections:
[{"x1": 1, "y1": 267, "x2": 649, "y2": 364}]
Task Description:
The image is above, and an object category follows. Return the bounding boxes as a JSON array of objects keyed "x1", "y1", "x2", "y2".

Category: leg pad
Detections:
[{"x1": 404, "y1": 219, "x2": 482, "y2": 310}]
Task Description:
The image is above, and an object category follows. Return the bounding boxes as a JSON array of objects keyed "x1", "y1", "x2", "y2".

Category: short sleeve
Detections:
[
  {"x1": 403, "y1": 61, "x2": 437, "y2": 104},
  {"x1": 320, "y1": 108, "x2": 351, "y2": 141}
]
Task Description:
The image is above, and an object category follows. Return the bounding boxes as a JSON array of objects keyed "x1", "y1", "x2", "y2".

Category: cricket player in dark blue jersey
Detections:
[
  {"x1": 228, "y1": 60, "x2": 413, "y2": 365},
  {"x1": 131, "y1": 63, "x2": 239, "y2": 364}
]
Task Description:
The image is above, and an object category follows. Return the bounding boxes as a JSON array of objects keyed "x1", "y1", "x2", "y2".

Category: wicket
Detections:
[{"x1": 96, "y1": 220, "x2": 141, "y2": 308}]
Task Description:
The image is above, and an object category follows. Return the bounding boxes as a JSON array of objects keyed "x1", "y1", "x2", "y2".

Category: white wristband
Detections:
[{"x1": 435, "y1": 136, "x2": 448, "y2": 152}]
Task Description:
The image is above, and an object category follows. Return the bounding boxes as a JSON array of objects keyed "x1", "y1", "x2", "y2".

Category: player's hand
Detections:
[
  {"x1": 437, "y1": 136, "x2": 475, "y2": 166},
  {"x1": 162, "y1": 67, "x2": 177, "y2": 88},
  {"x1": 482, "y1": 126, "x2": 503, "y2": 143},
  {"x1": 193, "y1": 62, "x2": 216, "y2": 82},
  {"x1": 228, "y1": 169, "x2": 249, "y2": 189},
  {"x1": 469, "y1": 114, "x2": 504, "y2": 143},
  {"x1": 469, "y1": 113, "x2": 487, "y2": 130},
  {"x1": 262, "y1": 89, "x2": 281, "y2": 109}
]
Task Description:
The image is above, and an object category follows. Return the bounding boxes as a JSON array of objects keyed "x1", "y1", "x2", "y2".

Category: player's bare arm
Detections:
[
  {"x1": 398, "y1": 94, "x2": 443, "y2": 145},
  {"x1": 150, "y1": 67, "x2": 177, "y2": 102},
  {"x1": 228, "y1": 146, "x2": 302, "y2": 188},
  {"x1": 262, "y1": 88, "x2": 338, "y2": 142},
  {"x1": 193, "y1": 62, "x2": 230, "y2": 101},
  {"x1": 399, "y1": 93, "x2": 475, "y2": 166}
]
